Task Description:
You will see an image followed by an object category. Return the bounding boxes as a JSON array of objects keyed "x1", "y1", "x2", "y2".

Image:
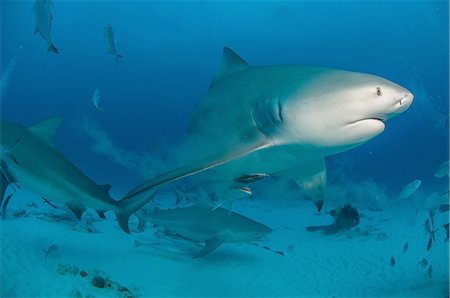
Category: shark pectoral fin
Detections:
[
  {"x1": 29, "y1": 117, "x2": 63, "y2": 146},
  {"x1": 67, "y1": 203, "x2": 86, "y2": 220},
  {"x1": 193, "y1": 236, "x2": 225, "y2": 259},
  {"x1": 117, "y1": 138, "x2": 270, "y2": 233}
]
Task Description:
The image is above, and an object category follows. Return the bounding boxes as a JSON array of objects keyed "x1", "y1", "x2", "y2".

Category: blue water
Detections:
[{"x1": 1, "y1": 0, "x2": 449, "y2": 296}]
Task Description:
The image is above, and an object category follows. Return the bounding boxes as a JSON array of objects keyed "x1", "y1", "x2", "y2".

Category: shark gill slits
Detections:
[{"x1": 252, "y1": 97, "x2": 284, "y2": 134}]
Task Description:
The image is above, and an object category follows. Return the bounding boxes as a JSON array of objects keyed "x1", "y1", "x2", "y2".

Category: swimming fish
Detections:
[
  {"x1": 434, "y1": 160, "x2": 449, "y2": 178},
  {"x1": 398, "y1": 179, "x2": 421, "y2": 200},
  {"x1": 427, "y1": 265, "x2": 432, "y2": 278},
  {"x1": 403, "y1": 241, "x2": 409, "y2": 253},
  {"x1": 103, "y1": 24, "x2": 123, "y2": 66},
  {"x1": 91, "y1": 89, "x2": 103, "y2": 112},
  {"x1": 33, "y1": 0, "x2": 58, "y2": 55},
  {"x1": 390, "y1": 255, "x2": 396, "y2": 266},
  {"x1": 121, "y1": 47, "x2": 413, "y2": 215}
]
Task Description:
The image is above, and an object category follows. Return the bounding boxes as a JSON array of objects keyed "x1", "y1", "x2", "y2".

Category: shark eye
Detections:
[{"x1": 376, "y1": 87, "x2": 382, "y2": 96}]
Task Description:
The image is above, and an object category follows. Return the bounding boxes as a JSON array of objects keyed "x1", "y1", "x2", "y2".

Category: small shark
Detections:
[
  {"x1": 0, "y1": 117, "x2": 144, "y2": 229},
  {"x1": 140, "y1": 205, "x2": 272, "y2": 258},
  {"x1": 121, "y1": 47, "x2": 413, "y2": 214},
  {"x1": 33, "y1": 0, "x2": 58, "y2": 55},
  {"x1": 103, "y1": 24, "x2": 123, "y2": 66}
]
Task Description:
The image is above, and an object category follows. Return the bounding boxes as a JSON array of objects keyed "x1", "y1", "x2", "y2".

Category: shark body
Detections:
[
  {"x1": 121, "y1": 47, "x2": 414, "y2": 215},
  {"x1": 141, "y1": 205, "x2": 271, "y2": 258},
  {"x1": 0, "y1": 117, "x2": 137, "y2": 226}
]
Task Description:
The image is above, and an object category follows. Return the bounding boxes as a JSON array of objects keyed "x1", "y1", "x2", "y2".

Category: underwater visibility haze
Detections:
[{"x1": 0, "y1": 1, "x2": 449, "y2": 297}]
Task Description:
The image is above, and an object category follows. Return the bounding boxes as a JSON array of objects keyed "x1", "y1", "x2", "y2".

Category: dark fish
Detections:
[
  {"x1": 275, "y1": 250, "x2": 285, "y2": 256},
  {"x1": 417, "y1": 258, "x2": 428, "y2": 269},
  {"x1": 427, "y1": 265, "x2": 432, "y2": 278},
  {"x1": 403, "y1": 241, "x2": 409, "y2": 253},
  {"x1": 429, "y1": 209, "x2": 436, "y2": 229},
  {"x1": 390, "y1": 255, "x2": 395, "y2": 266},
  {"x1": 443, "y1": 223, "x2": 449, "y2": 243},
  {"x1": 427, "y1": 235, "x2": 433, "y2": 251},
  {"x1": 234, "y1": 173, "x2": 269, "y2": 184},
  {"x1": 424, "y1": 219, "x2": 431, "y2": 234}
]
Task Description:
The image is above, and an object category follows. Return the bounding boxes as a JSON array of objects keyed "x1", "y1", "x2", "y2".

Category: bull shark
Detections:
[
  {"x1": 33, "y1": 0, "x2": 59, "y2": 55},
  {"x1": 138, "y1": 205, "x2": 272, "y2": 258},
  {"x1": 120, "y1": 47, "x2": 414, "y2": 218},
  {"x1": 0, "y1": 117, "x2": 140, "y2": 227}
]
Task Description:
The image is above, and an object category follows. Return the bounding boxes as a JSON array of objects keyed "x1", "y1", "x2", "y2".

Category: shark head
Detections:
[{"x1": 277, "y1": 69, "x2": 413, "y2": 151}]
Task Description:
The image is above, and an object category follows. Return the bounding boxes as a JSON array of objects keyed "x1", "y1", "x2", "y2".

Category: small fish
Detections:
[
  {"x1": 417, "y1": 258, "x2": 428, "y2": 269},
  {"x1": 427, "y1": 265, "x2": 432, "y2": 278},
  {"x1": 398, "y1": 179, "x2": 421, "y2": 200},
  {"x1": 443, "y1": 223, "x2": 449, "y2": 243},
  {"x1": 429, "y1": 208, "x2": 436, "y2": 228},
  {"x1": 403, "y1": 241, "x2": 409, "y2": 253},
  {"x1": 434, "y1": 160, "x2": 449, "y2": 178},
  {"x1": 33, "y1": 0, "x2": 59, "y2": 57},
  {"x1": 390, "y1": 255, "x2": 395, "y2": 266},
  {"x1": 91, "y1": 89, "x2": 103, "y2": 112},
  {"x1": 234, "y1": 173, "x2": 269, "y2": 184},
  {"x1": 427, "y1": 235, "x2": 433, "y2": 251},
  {"x1": 44, "y1": 244, "x2": 58, "y2": 259},
  {"x1": 103, "y1": 24, "x2": 123, "y2": 66},
  {"x1": 424, "y1": 219, "x2": 431, "y2": 234}
]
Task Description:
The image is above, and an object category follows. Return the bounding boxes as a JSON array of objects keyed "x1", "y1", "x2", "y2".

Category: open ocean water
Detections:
[{"x1": 1, "y1": 1, "x2": 449, "y2": 297}]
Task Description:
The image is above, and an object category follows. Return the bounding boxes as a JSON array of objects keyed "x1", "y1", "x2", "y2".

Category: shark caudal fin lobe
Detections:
[
  {"x1": 115, "y1": 54, "x2": 123, "y2": 68},
  {"x1": 48, "y1": 44, "x2": 59, "y2": 54},
  {"x1": 115, "y1": 190, "x2": 157, "y2": 234}
]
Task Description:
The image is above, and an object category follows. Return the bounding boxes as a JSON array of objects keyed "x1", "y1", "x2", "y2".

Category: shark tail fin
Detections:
[
  {"x1": 48, "y1": 44, "x2": 59, "y2": 54},
  {"x1": 115, "y1": 190, "x2": 157, "y2": 234},
  {"x1": 115, "y1": 54, "x2": 123, "y2": 67}
]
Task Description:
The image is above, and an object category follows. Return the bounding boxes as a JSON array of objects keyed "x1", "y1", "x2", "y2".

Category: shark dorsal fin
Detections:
[
  {"x1": 209, "y1": 47, "x2": 249, "y2": 89},
  {"x1": 29, "y1": 117, "x2": 63, "y2": 146}
]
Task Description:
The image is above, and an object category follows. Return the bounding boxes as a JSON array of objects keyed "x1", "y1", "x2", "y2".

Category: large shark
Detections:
[
  {"x1": 138, "y1": 204, "x2": 272, "y2": 258},
  {"x1": 119, "y1": 47, "x2": 414, "y2": 218},
  {"x1": 0, "y1": 117, "x2": 138, "y2": 226}
]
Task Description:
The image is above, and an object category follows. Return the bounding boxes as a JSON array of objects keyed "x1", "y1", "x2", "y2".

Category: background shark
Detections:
[
  {"x1": 138, "y1": 205, "x2": 272, "y2": 259},
  {"x1": 122, "y1": 47, "x2": 414, "y2": 212},
  {"x1": 0, "y1": 117, "x2": 143, "y2": 229}
]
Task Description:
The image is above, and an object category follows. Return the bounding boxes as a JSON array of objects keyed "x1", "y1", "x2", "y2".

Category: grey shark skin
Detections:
[
  {"x1": 121, "y1": 47, "x2": 414, "y2": 214},
  {"x1": 145, "y1": 206, "x2": 272, "y2": 258},
  {"x1": 103, "y1": 24, "x2": 123, "y2": 65},
  {"x1": 33, "y1": 0, "x2": 58, "y2": 55},
  {"x1": 0, "y1": 117, "x2": 139, "y2": 227}
]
